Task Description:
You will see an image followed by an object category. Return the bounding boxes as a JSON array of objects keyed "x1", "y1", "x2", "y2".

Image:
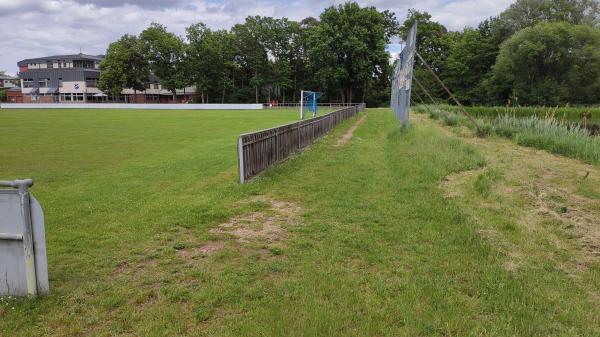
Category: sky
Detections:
[{"x1": 0, "y1": 0, "x2": 514, "y2": 75}]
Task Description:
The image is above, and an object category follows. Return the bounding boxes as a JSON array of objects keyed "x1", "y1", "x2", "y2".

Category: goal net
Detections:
[{"x1": 300, "y1": 90, "x2": 323, "y2": 120}]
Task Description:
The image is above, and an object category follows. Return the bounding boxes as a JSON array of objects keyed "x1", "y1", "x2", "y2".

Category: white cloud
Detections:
[{"x1": 0, "y1": 0, "x2": 515, "y2": 75}]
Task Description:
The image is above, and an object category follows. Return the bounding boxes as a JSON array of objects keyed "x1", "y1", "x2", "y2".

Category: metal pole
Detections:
[
  {"x1": 20, "y1": 185, "x2": 37, "y2": 295},
  {"x1": 300, "y1": 90, "x2": 304, "y2": 120},
  {"x1": 415, "y1": 51, "x2": 481, "y2": 134},
  {"x1": 412, "y1": 90, "x2": 436, "y2": 116},
  {"x1": 413, "y1": 75, "x2": 437, "y2": 106},
  {"x1": 237, "y1": 137, "x2": 245, "y2": 184}
]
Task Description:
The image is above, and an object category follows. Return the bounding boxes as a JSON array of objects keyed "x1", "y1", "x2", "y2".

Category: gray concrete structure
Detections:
[{"x1": 0, "y1": 179, "x2": 49, "y2": 296}]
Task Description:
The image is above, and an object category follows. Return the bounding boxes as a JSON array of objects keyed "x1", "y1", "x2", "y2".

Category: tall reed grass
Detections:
[
  {"x1": 414, "y1": 105, "x2": 600, "y2": 165},
  {"x1": 442, "y1": 105, "x2": 600, "y2": 124}
]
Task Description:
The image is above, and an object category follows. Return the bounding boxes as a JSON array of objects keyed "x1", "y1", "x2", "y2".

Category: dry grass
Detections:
[{"x1": 426, "y1": 112, "x2": 600, "y2": 279}]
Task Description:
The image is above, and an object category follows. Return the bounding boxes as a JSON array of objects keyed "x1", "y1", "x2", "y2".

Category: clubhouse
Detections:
[{"x1": 16, "y1": 54, "x2": 196, "y2": 103}]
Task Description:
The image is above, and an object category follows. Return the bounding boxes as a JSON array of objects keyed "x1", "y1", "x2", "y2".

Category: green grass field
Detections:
[{"x1": 1, "y1": 107, "x2": 600, "y2": 336}]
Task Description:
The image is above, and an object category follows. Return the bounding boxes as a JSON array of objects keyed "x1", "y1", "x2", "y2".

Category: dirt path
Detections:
[{"x1": 336, "y1": 113, "x2": 368, "y2": 147}]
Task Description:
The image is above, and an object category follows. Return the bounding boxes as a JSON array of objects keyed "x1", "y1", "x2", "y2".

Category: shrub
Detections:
[{"x1": 441, "y1": 111, "x2": 458, "y2": 126}]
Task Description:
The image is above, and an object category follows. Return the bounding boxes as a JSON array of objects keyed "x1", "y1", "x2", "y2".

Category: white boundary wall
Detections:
[{"x1": 0, "y1": 103, "x2": 263, "y2": 110}]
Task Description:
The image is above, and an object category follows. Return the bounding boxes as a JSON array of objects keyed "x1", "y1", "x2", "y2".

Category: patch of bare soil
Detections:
[
  {"x1": 177, "y1": 241, "x2": 225, "y2": 261},
  {"x1": 172, "y1": 197, "x2": 300, "y2": 262},
  {"x1": 336, "y1": 113, "x2": 368, "y2": 147},
  {"x1": 210, "y1": 196, "x2": 300, "y2": 244}
]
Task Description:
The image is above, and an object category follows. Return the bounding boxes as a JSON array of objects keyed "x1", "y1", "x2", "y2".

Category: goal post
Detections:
[{"x1": 300, "y1": 90, "x2": 322, "y2": 120}]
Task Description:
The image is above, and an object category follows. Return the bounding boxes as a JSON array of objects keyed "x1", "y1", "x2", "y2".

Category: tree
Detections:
[
  {"x1": 210, "y1": 30, "x2": 238, "y2": 103},
  {"x1": 232, "y1": 17, "x2": 271, "y2": 103},
  {"x1": 98, "y1": 34, "x2": 149, "y2": 99},
  {"x1": 491, "y1": 22, "x2": 600, "y2": 105},
  {"x1": 289, "y1": 18, "x2": 319, "y2": 102},
  {"x1": 307, "y1": 2, "x2": 396, "y2": 103},
  {"x1": 140, "y1": 23, "x2": 186, "y2": 102},
  {"x1": 443, "y1": 28, "x2": 496, "y2": 104},
  {"x1": 480, "y1": 0, "x2": 600, "y2": 52},
  {"x1": 497, "y1": 0, "x2": 599, "y2": 34},
  {"x1": 186, "y1": 22, "x2": 213, "y2": 103},
  {"x1": 186, "y1": 23, "x2": 238, "y2": 103},
  {"x1": 398, "y1": 9, "x2": 451, "y2": 102}
]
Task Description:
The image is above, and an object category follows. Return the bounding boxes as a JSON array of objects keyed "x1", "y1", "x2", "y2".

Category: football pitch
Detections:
[{"x1": 2, "y1": 108, "x2": 600, "y2": 336}]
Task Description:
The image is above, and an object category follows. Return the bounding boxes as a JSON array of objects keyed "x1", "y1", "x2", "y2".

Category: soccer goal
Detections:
[{"x1": 300, "y1": 90, "x2": 323, "y2": 120}]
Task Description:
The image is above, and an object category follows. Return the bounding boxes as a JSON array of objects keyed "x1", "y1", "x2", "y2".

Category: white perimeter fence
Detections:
[{"x1": 0, "y1": 103, "x2": 263, "y2": 110}]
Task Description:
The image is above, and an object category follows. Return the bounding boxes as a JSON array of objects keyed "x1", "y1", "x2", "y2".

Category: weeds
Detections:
[
  {"x1": 416, "y1": 105, "x2": 600, "y2": 165},
  {"x1": 443, "y1": 105, "x2": 600, "y2": 124}
]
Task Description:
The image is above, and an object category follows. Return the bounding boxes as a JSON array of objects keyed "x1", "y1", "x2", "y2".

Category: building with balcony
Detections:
[
  {"x1": 18, "y1": 54, "x2": 103, "y2": 103},
  {"x1": 17, "y1": 53, "x2": 196, "y2": 103}
]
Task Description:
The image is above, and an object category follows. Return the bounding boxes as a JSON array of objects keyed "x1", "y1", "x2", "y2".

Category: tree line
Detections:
[
  {"x1": 98, "y1": 2, "x2": 398, "y2": 106},
  {"x1": 99, "y1": 0, "x2": 600, "y2": 107},
  {"x1": 409, "y1": 0, "x2": 600, "y2": 106}
]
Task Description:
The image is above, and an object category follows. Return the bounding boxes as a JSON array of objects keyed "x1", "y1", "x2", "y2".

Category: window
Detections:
[
  {"x1": 73, "y1": 60, "x2": 94, "y2": 68},
  {"x1": 73, "y1": 93, "x2": 84, "y2": 101},
  {"x1": 61, "y1": 93, "x2": 71, "y2": 102},
  {"x1": 58, "y1": 78, "x2": 63, "y2": 87},
  {"x1": 38, "y1": 78, "x2": 49, "y2": 88},
  {"x1": 47, "y1": 61, "x2": 53, "y2": 69},
  {"x1": 23, "y1": 79, "x2": 34, "y2": 88},
  {"x1": 85, "y1": 77, "x2": 98, "y2": 87}
]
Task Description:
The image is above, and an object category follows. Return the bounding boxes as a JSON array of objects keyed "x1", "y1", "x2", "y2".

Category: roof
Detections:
[
  {"x1": 0, "y1": 73, "x2": 17, "y2": 80},
  {"x1": 18, "y1": 53, "x2": 105, "y2": 67}
]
